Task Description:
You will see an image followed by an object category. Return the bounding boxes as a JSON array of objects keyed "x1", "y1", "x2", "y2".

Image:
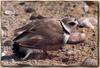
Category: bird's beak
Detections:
[{"x1": 73, "y1": 20, "x2": 79, "y2": 28}]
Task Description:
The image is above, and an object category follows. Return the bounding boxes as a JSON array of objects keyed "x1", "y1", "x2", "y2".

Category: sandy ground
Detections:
[{"x1": 1, "y1": 1, "x2": 99, "y2": 66}]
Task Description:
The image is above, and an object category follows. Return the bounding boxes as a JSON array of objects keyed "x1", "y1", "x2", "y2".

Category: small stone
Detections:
[
  {"x1": 1, "y1": 30, "x2": 4, "y2": 36},
  {"x1": 62, "y1": 57, "x2": 69, "y2": 63},
  {"x1": 67, "y1": 50, "x2": 74, "y2": 55},
  {"x1": 91, "y1": 47, "x2": 95, "y2": 51},
  {"x1": 4, "y1": 10, "x2": 15, "y2": 15},
  {"x1": 92, "y1": 33, "x2": 95, "y2": 36},
  {"x1": 2, "y1": 52, "x2": 6, "y2": 56},
  {"x1": 11, "y1": 59, "x2": 16, "y2": 63},
  {"x1": 73, "y1": 4, "x2": 76, "y2": 8},
  {"x1": 2, "y1": 51, "x2": 7, "y2": 56},
  {"x1": 78, "y1": 17, "x2": 97, "y2": 30},
  {"x1": 67, "y1": 32, "x2": 86, "y2": 44},
  {"x1": 25, "y1": 7, "x2": 34, "y2": 13},
  {"x1": 15, "y1": 14, "x2": 18, "y2": 16},
  {"x1": 83, "y1": 3, "x2": 89, "y2": 13},
  {"x1": 82, "y1": 58, "x2": 98, "y2": 66}
]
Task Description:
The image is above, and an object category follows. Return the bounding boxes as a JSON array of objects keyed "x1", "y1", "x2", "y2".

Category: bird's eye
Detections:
[{"x1": 68, "y1": 22, "x2": 75, "y2": 26}]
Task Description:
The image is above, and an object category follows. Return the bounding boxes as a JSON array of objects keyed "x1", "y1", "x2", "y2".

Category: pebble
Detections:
[
  {"x1": 25, "y1": 7, "x2": 34, "y2": 13},
  {"x1": 78, "y1": 17, "x2": 97, "y2": 29},
  {"x1": 82, "y1": 58, "x2": 98, "y2": 66},
  {"x1": 67, "y1": 50, "x2": 75, "y2": 55},
  {"x1": 2, "y1": 52, "x2": 6, "y2": 56},
  {"x1": 2, "y1": 51, "x2": 7, "y2": 56},
  {"x1": 1, "y1": 29, "x2": 4, "y2": 36},
  {"x1": 67, "y1": 32, "x2": 86, "y2": 44},
  {"x1": 4, "y1": 10, "x2": 16, "y2": 15},
  {"x1": 62, "y1": 57, "x2": 69, "y2": 62},
  {"x1": 83, "y1": 3, "x2": 89, "y2": 13},
  {"x1": 11, "y1": 59, "x2": 16, "y2": 63}
]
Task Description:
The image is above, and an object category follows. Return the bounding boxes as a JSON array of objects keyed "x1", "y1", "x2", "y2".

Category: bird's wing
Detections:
[
  {"x1": 14, "y1": 20, "x2": 36, "y2": 36},
  {"x1": 16, "y1": 35, "x2": 43, "y2": 45},
  {"x1": 14, "y1": 32, "x2": 43, "y2": 48},
  {"x1": 14, "y1": 15, "x2": 47, "y2": 36}
]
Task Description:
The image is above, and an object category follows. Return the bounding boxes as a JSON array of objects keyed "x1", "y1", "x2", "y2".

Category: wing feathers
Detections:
[
  {"x1": 14, "y1": 20, "x2": 36, "y2": 36},
  {"x1": 15, "y1": 35, "x2": 43, "y2": 46}
]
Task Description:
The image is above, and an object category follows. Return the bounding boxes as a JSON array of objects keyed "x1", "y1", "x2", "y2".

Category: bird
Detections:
[{"x1": 12, "y1": 15, "x2": 78, "y2": 60}]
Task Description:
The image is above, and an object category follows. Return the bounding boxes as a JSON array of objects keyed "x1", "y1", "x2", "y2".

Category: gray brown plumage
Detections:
[{"x1": 12, "y1": 16, "x2": 78, "y2": 59}]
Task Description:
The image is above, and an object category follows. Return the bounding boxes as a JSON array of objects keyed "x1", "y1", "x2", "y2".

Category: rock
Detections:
[
  {"x1": 78, "y1": 17, "x2": 97, "y2": 29},
  {"x1": 11, "y1": 59, "x2": 16, "y2": 63},
  {"x1": 91, "y1": 47, "x2": 95, "y2": 51},
  {"x1": 83, "y1": 3, "x2": 89, "y2": 13},
  {"x1": 2, "y1": 51, "x2": 7, "y2": 56},
  {"x1": 82, "y1": 58, "x2": 98, "y2": 66},
  {"x1": 67, "y1": 50, "x2": 76, "y2": 55},
  {"x1": 1, "y1": 29, "x2": 4, "y2": 37},
  {"x1": 4, "y1": 10, "x2": 15, "y2": 15},
  {"x1": 25, "y1": 7, "x2": 35, "y2": 13},
  {"x1": 67, "y1": 32, "x2": 86, "y2": 44},
  {"x1": 62, "y1": 57, "x2": 69, "y2": 63},
  {"x1": 2, "y1": 52, "x2": 6, "y2": 56}
]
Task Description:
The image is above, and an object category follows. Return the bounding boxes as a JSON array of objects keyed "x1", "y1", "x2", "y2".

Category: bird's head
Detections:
[{"x1": 60, "y1": 17, "x2": 78, "y2": 33}]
